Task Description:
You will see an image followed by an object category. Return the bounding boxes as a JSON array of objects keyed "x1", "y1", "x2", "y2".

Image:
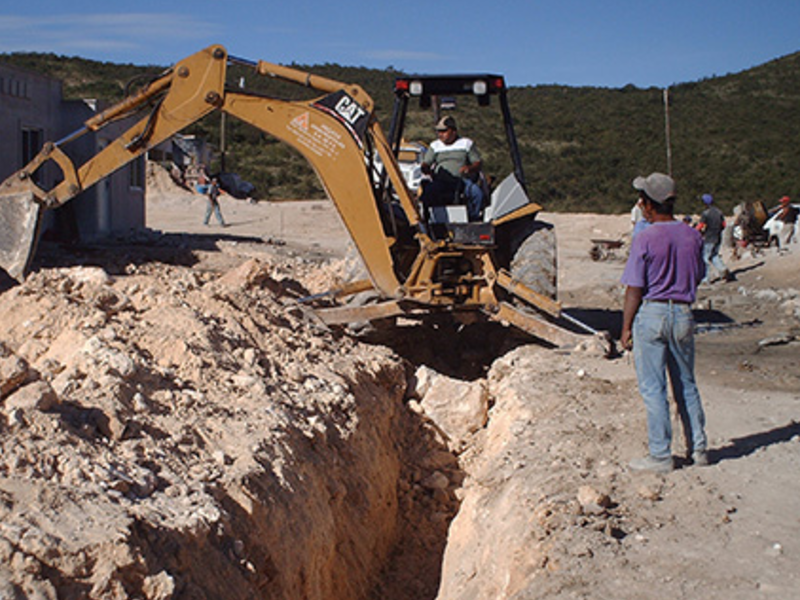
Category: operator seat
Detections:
[{"x1": 420, "y1": 169, "x2": 487, "y2": 224}]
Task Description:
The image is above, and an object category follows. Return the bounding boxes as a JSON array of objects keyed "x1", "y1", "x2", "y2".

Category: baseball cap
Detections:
[
  {"x1": 632, "y1": 172, "x2": 676, "y2": 204},
  {"x1": 780, "y1": 195, "x2": 791, "y2": 204},
  {"x1": 702, "y1": 194, "x2": 713, "y2": 205},
  {"x1": 435, "y1": 116, "x2": 457, "y2": 131}
]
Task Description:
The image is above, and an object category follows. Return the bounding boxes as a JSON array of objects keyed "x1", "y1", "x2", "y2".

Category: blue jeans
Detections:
[
  {"x1": 421, "y1": 176, "x2": 484, "y2": 221},
  {"x1": 702, "y1": 241, "x2": 726, "y2": 281},
  {"x1": 204, "y1": 201, "x2": 225, "y2": 225},
  {"x1": 462, "y1": 178, "x2": 484, "y2": 221},
  {"x1": 633, "y1": 300, "x2": 707, "y2": 459}
]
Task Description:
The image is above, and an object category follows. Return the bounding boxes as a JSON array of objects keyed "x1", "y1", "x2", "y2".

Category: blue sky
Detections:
[{"x1": 1, "y1": 1, "x2": 798, "y2": 88}]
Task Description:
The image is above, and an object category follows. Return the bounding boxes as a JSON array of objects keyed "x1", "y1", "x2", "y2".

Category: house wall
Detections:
[
  {"x1": 0, "y1": 63, "x2": 145, "y2": 243},
  {"x1": 0, "y1": 63, "x2": 63, "y2": 190},
  {"x1": 60, "y1": 99, "x2": 145, "y2": 240}
]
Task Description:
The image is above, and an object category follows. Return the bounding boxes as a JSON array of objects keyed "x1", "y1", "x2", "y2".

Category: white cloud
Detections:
[{"x1": 0, "y1": 13, "x2": 219, "y2": 60}]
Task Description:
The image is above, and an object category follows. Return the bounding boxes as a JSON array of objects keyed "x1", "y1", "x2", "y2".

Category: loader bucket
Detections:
[{"x1": 0, "y1": 190, "x2": 42, "y2": 281}]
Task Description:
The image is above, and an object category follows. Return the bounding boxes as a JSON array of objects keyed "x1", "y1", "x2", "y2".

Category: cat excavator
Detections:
[{"x1": 0, "y1": 44, "x2": 603, "y2": 348}]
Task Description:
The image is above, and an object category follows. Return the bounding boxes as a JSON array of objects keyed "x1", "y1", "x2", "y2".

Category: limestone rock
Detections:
[
  {"x1": 62, "y1": 265, "x2": 112, "y2": 287},
  {"x1": 410, "y1": 365, "x2": 437, "y2": 398},
  {"x1": 81, "y1": 337, "x2": 137, "y2": 378},
  {"x1": 421, "y1": 471, "x2": 450, "y2": 491},
  {"x1": 577, "y1": 485, "x2": 611, "y2": 512},
  {"x1": 417, "y1": 368, "x2": 488, "y2": 450},
  {"x1": 3, "y1": 380, "x2": 58, "y2": 413},
  {"x1": 142, "y1": 570, "x2": 176, "y2": 600},
  {"x1": 0, "y1": 349, "x2": 32, "y2": 399},
  {"x1": 216, "y1": 258, "x2": 281, "y2": 293}
]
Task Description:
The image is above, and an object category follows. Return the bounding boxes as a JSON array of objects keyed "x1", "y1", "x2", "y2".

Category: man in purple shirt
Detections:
[{"x1": 621, "y1": 172, "x2": 709, "y2": 474}]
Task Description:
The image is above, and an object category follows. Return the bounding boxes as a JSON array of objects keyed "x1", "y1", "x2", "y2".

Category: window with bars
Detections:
[
  {"x1": 20, "y1": 127, "x2": 43, "y2": 183},
  {"x1": 129, "y1": 156, "x2": 144, "y2": 189}
]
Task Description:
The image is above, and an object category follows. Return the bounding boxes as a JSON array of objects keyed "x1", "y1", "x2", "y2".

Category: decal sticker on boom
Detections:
[{"x1": 312, "y1": 90, "x2": 369, "y2": 148}]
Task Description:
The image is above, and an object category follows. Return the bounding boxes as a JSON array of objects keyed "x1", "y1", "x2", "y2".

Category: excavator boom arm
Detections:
[{"x1": 0, "y1": 45, "x2": 419, "y2": 294}]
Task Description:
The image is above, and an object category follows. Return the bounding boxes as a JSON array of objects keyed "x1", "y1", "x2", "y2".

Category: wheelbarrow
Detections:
[{"x1": 589, "y1": 238, "x2": 625, "y2": 261}]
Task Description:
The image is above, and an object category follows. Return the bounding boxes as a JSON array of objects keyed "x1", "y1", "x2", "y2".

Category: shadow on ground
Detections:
[
  {"x1": 565, "y1": 306, "x2": 737, "y2": 341},
  {"x1": 710, "y1": 421, "x2": 800, "y2": 464},
  {"x1": 357, "y1": 319, "x2": 531, "y2": 382},
  {"x1": 22, "y1": 231, "x2": 268, "y2": 277}
]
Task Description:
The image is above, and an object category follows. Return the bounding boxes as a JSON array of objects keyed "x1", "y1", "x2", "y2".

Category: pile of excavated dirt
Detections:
[
  {"x1": 0, "y1": 255, "x2": 413, "y2": 599},
  {"x1": 1, "y1": 164, "x2": 799, "y2": 599},
  {"x1": 0, "y1": 226, "x2": 474, "y2": 600}
]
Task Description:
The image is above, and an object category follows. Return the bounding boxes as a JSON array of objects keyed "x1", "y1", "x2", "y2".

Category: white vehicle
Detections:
[
  {"x1": 396, "y1": 142, "x2": 427, "y2": 193},
  {"x1": 372, "y1": 141, "x2": 427, "y2": 193},
  {"x1": 763, "y1": 202, "x2": 800, "y2": 245}
]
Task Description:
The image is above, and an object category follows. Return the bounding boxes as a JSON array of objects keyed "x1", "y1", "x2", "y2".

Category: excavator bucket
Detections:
[{"x1": 0, "y1": 190, "x2": 42, "y2": 281}]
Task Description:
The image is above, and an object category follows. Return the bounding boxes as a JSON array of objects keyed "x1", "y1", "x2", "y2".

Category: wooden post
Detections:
[
  {"x1": 663, "y1": 88, "x2": 672, "y2": 176},
  {"x1": 220, "y1": 112, "x2": 227, "y2": 172}
]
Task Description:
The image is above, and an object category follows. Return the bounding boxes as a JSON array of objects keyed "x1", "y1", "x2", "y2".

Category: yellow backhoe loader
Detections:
[{"x1": 0, "y1": 45, "x2": 603, "y2": 348}]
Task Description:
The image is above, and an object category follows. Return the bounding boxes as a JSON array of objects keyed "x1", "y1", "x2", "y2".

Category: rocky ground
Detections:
[{"x1": 0, "y1": 165, "x2": 798, "y2": 599}]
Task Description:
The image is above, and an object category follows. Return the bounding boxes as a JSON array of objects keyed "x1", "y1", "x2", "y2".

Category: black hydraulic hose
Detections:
[
  {"x1": 56, "y1": 71, "x2": 172, "y2": 149},
  {"x1": 124, "y1": 68, "x2": 172, "y2": 98},
  {"x1": 228, "y1": 55, "x2": 257, "y2": 69},
  {"x1": 125, "y1": 96, "x2": 165, "y2": 151}
]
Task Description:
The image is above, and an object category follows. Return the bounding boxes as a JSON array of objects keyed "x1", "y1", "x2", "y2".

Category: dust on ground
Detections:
[{"x1": 0, "y1": 164, "x2": 798, "y2": 598}]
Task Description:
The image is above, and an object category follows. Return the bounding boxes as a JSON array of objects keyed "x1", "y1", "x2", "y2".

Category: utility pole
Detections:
[
  {"x1": 663, "y1": 88, "x2": 672, "y2": 176},
  {"x1": 220, "y1": 112, "x2": 227, "y2": 173}
]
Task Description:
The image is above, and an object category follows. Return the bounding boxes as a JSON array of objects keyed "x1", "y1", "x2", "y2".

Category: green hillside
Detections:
[{"x1": 2, "y1": 49, "x2": 799, "y2": 213}]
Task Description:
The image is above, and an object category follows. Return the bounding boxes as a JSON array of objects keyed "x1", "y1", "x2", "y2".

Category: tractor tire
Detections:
[{"x1": 508, "y1": 219, "x2": 557, "y2": 300}]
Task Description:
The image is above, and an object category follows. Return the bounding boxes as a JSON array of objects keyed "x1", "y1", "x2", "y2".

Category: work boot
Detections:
[
  {"x1": 628, "y1": 455, "x2": 673, "y2": 474},
  {"x1": 691, "y1": 450, "x2": 709, "y2": 466}
]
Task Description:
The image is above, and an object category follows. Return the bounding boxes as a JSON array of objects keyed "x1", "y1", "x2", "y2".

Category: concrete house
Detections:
[{"x1": 0, "y1": 62, "x2": 145, "y2": 243}]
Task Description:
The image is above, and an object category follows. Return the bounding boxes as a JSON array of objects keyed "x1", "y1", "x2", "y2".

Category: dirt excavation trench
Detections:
[
  {"x1": 0, "y1": 226, "x2": 627, "y2": 600},
  {"x1": 0, "y1": 166, "x2": 499, "y2": 599}
]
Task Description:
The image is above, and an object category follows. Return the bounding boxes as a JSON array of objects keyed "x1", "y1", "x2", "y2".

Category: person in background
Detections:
[
  {"x1": 195, "y1": 163, "x2": 210, "y2": 194},
  {"x1": 631, "y1": 197, "x2": 644, "y2": 228},
  {"x1": 776, "y1": 195, "x2": 798, "y2": 251},
  {"x1": 621, "y1": 172, "x2": 709, "y2": 474},
  {"x1": 203, "y1": 177, "x2": 226, "y2": 227},
  {"x1": 697, "y1": 193, "x2": 732, "y2": 283}
]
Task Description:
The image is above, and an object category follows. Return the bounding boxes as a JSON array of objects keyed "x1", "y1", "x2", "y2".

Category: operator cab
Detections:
[{"x1": 389, "y1": 74, "x2": 541, "y2": 244}]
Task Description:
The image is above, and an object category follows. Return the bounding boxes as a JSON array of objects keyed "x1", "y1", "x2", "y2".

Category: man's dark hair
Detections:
[{"x1": 641, "y1": 193, "x2": 675, "y2": 216}]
